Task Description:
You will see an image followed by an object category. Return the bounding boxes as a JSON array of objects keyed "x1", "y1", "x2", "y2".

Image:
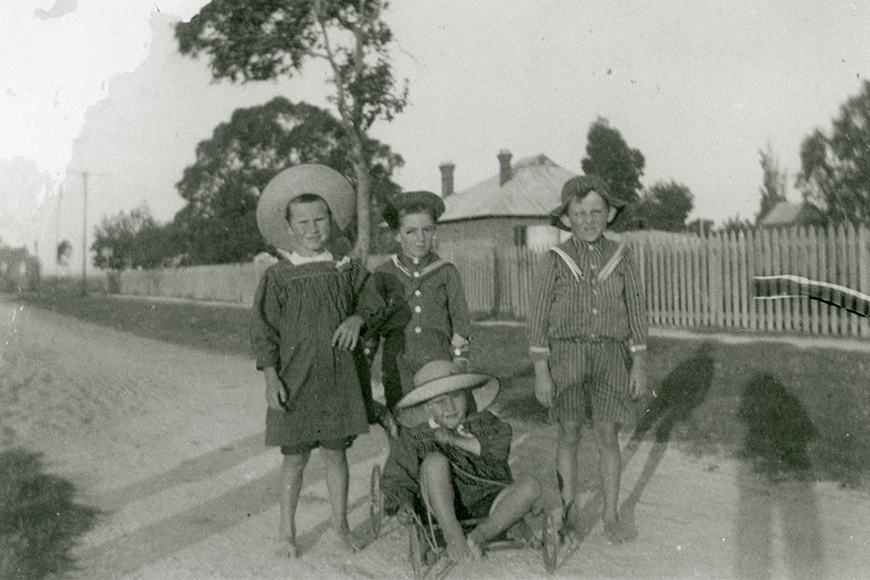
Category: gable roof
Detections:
[
  {"x1": 440, "y1": 154, "x2": 576, "y2": 222},
  {"x1": 759, "y1": 201, "x2": 824, "y2": 227},
  {"x1": 759, "y1": 201, "x2": 803, "y2": 226}
]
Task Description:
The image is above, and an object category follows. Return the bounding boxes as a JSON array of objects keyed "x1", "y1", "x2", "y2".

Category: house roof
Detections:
[
  {"x1": 440, "y1": 154, "x2": 577, "y2": 222},
  {"x1": 759, "y1": 201, "x2": 803, "y2": 226}
]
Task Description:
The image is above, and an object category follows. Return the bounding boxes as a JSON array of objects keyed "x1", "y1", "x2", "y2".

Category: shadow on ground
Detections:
[{"x1": 0, "y1": 449, "x2": 100, "y2": 579}]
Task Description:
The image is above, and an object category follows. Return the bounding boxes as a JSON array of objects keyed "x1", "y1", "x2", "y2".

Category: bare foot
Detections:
[
  {"x1": 327, "y1": 528, "x2": 362, "y2": 555},
  {"x1": 445, "y1": 537, "x2": 475, "y2": 563},
  {"x1": 275, "y1": 538, "x2": 299, "y2": 558},
  {"x1": 603, "y1": 518, "x2": 633, "y2": 545}
]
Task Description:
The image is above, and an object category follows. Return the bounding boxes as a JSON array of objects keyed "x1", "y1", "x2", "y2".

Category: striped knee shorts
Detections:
[{"x1": 549, "y1": 339, "x2": 633, "y2": 425}]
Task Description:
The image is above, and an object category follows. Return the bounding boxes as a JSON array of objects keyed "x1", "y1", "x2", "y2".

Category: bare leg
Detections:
[
  {"x1": 556, "y1": 420, "x2": 582, "y2": 530},
  {"x1": 277, "y1": 451, "x2": 310, "y2": 558},
  {"x1": 320, "y1": 447, "x2": 359, "y2": 553},
  {"x1": 420, "y1": 452, "x2": 476, "y2": 563},
  {"x1": 467, "y1": 477, "x2": 542, "y2": 548},
  {"x1": 594, "y1": 421, "x2": 630, "y2": 544}
]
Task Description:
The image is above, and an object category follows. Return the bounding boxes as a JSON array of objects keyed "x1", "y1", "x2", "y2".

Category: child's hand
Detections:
[
  {"x1": 433, "y1": 427, "x2": 453, "y2": 445},
  {"x1": 533, "y1": 360, "x2": 555, "y2": 408},
  {"x1": 629, "y1": 351, "x2": 648, "y2": 399},
  {"x1": 450, "y1": 333, "x2": 469, "y2": 349},
  {"x1": 332, "y1": 315, "x2": 363, "y2": 350},
  {"x1": 264, "y1": 368, "x2": 288, "y2": 410},
  {"x1": 396, "y1": 503, "x2": 415, "y2": 525}
]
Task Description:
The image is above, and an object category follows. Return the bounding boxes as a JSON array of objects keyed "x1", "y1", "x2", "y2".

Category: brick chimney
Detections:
[
  {"x1": 439, "y1": 161, "x2": 455, "y2": 197},
  {"x1": 497, "y1": 149, "x2": 512, "y2": 186}
]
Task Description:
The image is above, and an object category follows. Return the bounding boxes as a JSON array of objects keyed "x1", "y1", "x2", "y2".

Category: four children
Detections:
[{"x1": 251, "y1": 165, "x2": 647, "y2": 564}]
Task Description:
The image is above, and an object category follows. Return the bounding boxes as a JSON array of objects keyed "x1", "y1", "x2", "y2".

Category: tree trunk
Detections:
[{"x1": 350, "y1": 132, "x2": 371, "y2": 263}]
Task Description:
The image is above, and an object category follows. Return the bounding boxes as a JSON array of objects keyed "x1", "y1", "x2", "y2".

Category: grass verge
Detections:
[{"x1": 15, "y1": 291, "x2": 870, "y2": 488}]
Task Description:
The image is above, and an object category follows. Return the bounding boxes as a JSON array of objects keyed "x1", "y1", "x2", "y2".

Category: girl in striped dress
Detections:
[
  {"x1": 527, "y1": 175, "x2": 648, "y2": 545},
  {"x1": 250, "y1": 165, "x2": 383, "y2": 558}
]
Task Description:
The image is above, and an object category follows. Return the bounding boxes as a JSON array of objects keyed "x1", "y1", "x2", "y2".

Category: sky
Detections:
[{"x1": 1, "y1": 0, "x2": 869, "y2": 274}]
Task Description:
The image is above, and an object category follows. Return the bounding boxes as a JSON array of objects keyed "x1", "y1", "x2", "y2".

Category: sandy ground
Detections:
[{"x1": 2, "y1": 297, "x2": 870, "y2": 580}]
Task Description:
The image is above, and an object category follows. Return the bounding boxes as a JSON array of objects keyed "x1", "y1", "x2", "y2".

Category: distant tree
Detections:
[
  {"x1": 719, "y1": 214, "x2": 753, "y2": 234},
  {"x1": 581, "y1": 117, "x2": 645, "y2": 230},
  {"x1": 92, "y1": 205, "x2": 176, "y2": 271},
  {"x1": 796, "y1": 80, "x2": 870, "y2": 223},
  {"x1": 686, "y1": 218, "x2": 714, "y2": 237},
  {"x1": 624, "y1": 180, "x2": 694, "y2": 232},
  {"x1": 175, "y1": 0, "x2": 408, "y2": 261},
  {"x1": 756, "y1": 142, "x2": 788, "y2": 224},
  {"x1": 172, "y1": 97, "x2": 402, "y2": 264},
  {"x1": 56, "y1": 240, "x2": 72, "y2": 266}
]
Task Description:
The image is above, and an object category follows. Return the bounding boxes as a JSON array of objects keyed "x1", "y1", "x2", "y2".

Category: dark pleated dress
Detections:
[{"x1": 250, "y1": 257, "x2": 377, "y2": 447}]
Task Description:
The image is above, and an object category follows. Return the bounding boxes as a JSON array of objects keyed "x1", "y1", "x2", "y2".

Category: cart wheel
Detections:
[
  {"x1": 542, "y1": 511, "x2": 559, "y2": 574},
  {"x1": 408, "y1": 523, "x2": 425, "y2": 579},
  {"x1": 370, "y1": 464, "x2": 383, "y2": 538}
]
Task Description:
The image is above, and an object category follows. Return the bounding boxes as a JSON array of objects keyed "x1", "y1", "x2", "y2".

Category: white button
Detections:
[
  {"x1": 414, "y1": 290, "x2": 422, "y2": 297},
  {"x1": 414, "y1": 306, "x2": 422, "y2": 313},
  {"x1": 414, "y1": 327, "x2": 422, "y2": 333},
  {"x1": 592, "y1": 308, "x2": 598, "y2": 314},
  {"x1": 413, "y1": 271, "x2": 420, "y2": 278}
]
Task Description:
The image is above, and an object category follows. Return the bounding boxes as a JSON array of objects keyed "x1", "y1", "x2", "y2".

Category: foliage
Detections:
[
  {"x1": 719, "y1": 214, "x2": 754, "y2": 233},
  {"x1": 91, "y1": 205, "x2": 178, "y2": 271},
  {"x1": 686, "y1": 218, "x2": 714, "y2": 237},
  {"x1": 172, "y1": 97, "x2": 402, "y2": 264},
  {"x1": 581, "y1": 117, "x2": 645, "y2": 230},
  {"x1": 175, "y1": 0, "x2": 408, "y2": 260},
  {"x1": 56, "y1": 240, "x2": 72, "y2": 266},
  {"x1": 0, "y1": 450, "x2": 99, "y2": 579},
  {"x1": 623, "y1": 180, "x2": 694, "y2": 232},
  {"x1": 797, "y1": 80, "x2": 870, "y2": 223},
  {"x1": 756, "y1": 142, "x2": 788, "y2": 223}
]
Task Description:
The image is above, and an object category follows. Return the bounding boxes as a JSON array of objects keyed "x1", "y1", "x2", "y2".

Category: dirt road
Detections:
[{"x1": 2, "y1": 298, "x2": 869, "y2": 579}]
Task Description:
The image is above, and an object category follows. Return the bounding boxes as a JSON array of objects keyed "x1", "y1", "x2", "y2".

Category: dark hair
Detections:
[
  {"x1": 384, "y1": 203, "x2": 437, "y2": 230},
  {"x1": 286, "y1": 193, "x2": 331, "y2": 223}
]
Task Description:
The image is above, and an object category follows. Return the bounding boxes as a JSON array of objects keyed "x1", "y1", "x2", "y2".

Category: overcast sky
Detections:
[{"x1": 2, "y1": 0, "x2": 869, "y2": 271}]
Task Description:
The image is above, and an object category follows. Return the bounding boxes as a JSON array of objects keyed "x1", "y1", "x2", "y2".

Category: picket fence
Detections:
[
  {"x1": 439, "y1": 223, "x2": 870, "y2": 338},
  {"x1": 118, "y1": 223, "x2": 870, "y2": 338}
]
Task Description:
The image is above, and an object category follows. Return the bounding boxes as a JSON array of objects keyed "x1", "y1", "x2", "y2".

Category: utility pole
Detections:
[{"x1": 81, "y1": 170, "x2": 88, "y2": 295}]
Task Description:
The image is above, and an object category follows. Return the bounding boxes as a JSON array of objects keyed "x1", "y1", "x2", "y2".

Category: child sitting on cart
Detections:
[{"x1": 380, "y1": 360, "x2": 542, "y2": 563}]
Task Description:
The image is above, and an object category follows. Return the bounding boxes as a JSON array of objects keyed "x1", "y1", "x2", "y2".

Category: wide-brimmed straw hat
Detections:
[
  {"x1": 395, "y1": 360, "x2": 499, "y2": 428},
  {"x1": 383, "y1": 190, "x2": 446, "y2": 230},
  {"x1": 256, "y1": 164, "x2": 355, "y2": 252},
  {"x1": 549, "y1": 174, "x2": 623, "y2": 231}
]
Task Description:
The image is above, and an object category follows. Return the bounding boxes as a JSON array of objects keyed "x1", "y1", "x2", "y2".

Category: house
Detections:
[
  {"x1": 437, "y1": 150, "x2": 575, "y2": 250},
  {"x1": 758, "y1": 201, "x2": 826, "y2": 228}
]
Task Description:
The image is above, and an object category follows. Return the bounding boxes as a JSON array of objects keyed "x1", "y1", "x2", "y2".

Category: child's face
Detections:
[
  {"x1": 425, "y1": 390, "x2": 468, "y2": 430},
  {"x1": 396, "y1": 211, "x2": 436, "y2": 259},
  {"x1": 287, "y1": 199, "x2": 331, "y2": 256},
  {"x1": 565, "y1": 191, "x2": 616, "y2": 243}
]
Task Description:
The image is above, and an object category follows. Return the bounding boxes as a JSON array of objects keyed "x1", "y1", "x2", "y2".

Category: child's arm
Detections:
[
  {"x1": 444, "y1": 264, "x2": 471, "y2": 345},
  {"x1": 433, "y1": 427, "x2": 481, "y2": 456},
  {"x1": 622, "y1": 246, "x2": 649, "y2": 398},
  {"x1": 527, "y1": 253, "x2": 559, "y2": 407},
  {"x1": 262, "y1": 366, "x2": 287, "y2": 409}
]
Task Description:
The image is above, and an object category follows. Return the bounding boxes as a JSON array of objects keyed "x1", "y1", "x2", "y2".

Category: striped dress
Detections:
[
  {"x1": 380, "y1": 410, "x2": 512, "y2": 518},
  {"x1": 527, "y1": 236, "x2": 647, "y2": 424},
  {"x1": 250, "y1": 256, "x2": 383, "y2": 447}
]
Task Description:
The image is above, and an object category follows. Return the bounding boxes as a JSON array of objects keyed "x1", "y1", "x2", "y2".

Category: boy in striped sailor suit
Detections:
[{"x1": 527, "y1": 175, "x2": 648, "y2": 544}]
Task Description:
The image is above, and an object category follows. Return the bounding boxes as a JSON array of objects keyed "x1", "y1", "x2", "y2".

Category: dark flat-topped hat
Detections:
[
  {"x1": 549, "y1": 174, "x2": 623, "y2": 231},
  {"x1": 383, "y1": 190, "x2": 446, "y2": 229},
  {"x1": 395, "y1": 360, "x2": 499, "y2": 428},
  {"x1": 257, "y1": 164, "x2": 355, "y2": 252}
]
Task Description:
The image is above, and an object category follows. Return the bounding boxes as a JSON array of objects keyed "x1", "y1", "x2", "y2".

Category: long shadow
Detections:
[
  {"x1": 75, "y1": 440, "x2": 386, "y2": 578},
  {"x1": 568, "y1": 342, "x2": 717, "y2": 546},
  {"x1": 0, "y1": 449, "x2": 100, "y2": 580},
  {"x1": 734, "y1": 372, "x2": 824, "y2": 580},
  {"x1": 93, "y1": 433, "x2": 268, "y2": 510}
]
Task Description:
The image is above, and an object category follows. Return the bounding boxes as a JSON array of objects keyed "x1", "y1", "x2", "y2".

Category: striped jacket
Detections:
[{"x1": 527, "y1": 236, "x2": 647, "y2": 360}]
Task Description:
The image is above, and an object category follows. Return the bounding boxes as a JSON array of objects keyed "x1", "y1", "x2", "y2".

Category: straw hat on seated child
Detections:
[{"x1": 395, "y1": 360, "x2": 499, "y2": 428}]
